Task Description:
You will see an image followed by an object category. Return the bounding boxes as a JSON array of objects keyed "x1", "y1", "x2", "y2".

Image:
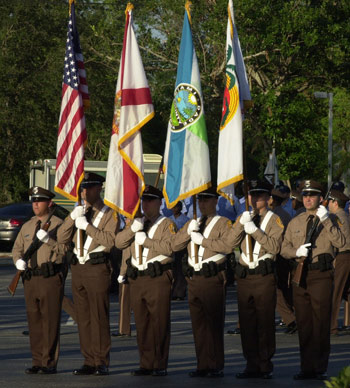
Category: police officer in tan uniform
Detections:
[
  {"x1": 281, "y1": 180, "x2": 345, "y2": 380},
  {"x1": 115, "y1": 185, "x2": 175, "y2": 377},
  {"x1": 229, "y1": 181, "x2": 284, "y2": 379},
  {"x1": 172, "y1": 187, "x2": 233, "y2": 378},
  {"x1": 13, "y1": 187, "x2": 68, "y2": 374},
  {"x1": 328, "y1": 189, "x2": 350, "y2": 335},
  {"x1": 57, "y1": 173, "x2": 119, "y2": 376}
]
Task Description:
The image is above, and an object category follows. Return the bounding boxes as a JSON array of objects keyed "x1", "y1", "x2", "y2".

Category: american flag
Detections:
[{"x1": 54, "y1": 0, "x2": 89, "y2": 201}]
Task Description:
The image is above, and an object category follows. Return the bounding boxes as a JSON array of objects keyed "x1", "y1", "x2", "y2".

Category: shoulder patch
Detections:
[
  {"x1": 227, "y1": 220, "x2": 232, "y2": 228},
  {"x1": 169, "y1": 223, "x2": 177, "y2": 234},
  {"x1": 276, "y1": 217, "x2": 284, "y2": 229},
  {"x1": 337, "y1": 218, "x2": 343, "y2": 227}
]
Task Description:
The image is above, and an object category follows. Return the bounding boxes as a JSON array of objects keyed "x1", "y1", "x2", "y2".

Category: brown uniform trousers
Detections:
[
  {"x1": 116, "y1": 215, "x2": 176, "y2": 370},
  {"x1": 57, "y1": 199, "x2": 119, "y2": 368},
  {"x1": 281, "y1": 211, "x2": 345, "y2": 374},
  {"x1": 331, "y1": 208, "x2": 350, "y2": 333},
  {"x1": 229, "y1": 209, "x2": 284, "y2": 373},
  {"x1": 24, "y1": 274, "x2": 64, "y2": 368},
  {"x1": 129, "y1": 271, "x2": 173, "y2": 370},
  {"x1": 71, "y1": 262, "x2": 111, "y2": 366},
  {"x1": 187, "y1": 272, "x2": 227, "y2": 371},
  {"x1": 172, "y1": 215, "x2": 233, "y2": 371},
  {"x1": 236, "y1": 273, "x2": 276, "y2": 373}
]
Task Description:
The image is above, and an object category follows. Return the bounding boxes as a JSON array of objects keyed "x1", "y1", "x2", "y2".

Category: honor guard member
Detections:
[
  {"x1": 328, "y1": 190, "x2": 350, "y2": 335},
  {"x1": 115, "y1": 185, "x2": 176, "y2": 377},
  {"x1": 57, "y1": 173, "x2": 119, "y2": 376},
  {"x1": 229, "y1": 180, "x2": 284, "y2": 380},
  {"x1": 172, "y1": 187, "x2": 233, "y2": 378},
  {"x1": 12, "y1": 187, "x2": 68, "y2": 374},
  {"x1": 281, "y1": 180, "x2": 345, "y2": 380}
]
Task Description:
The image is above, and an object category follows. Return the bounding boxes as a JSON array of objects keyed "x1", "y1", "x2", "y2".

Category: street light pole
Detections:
[{"x1": 314, "y1": 91, "x2": 333, "y2": 189}]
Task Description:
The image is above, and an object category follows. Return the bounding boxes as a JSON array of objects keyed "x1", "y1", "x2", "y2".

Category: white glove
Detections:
[
  {"x1": 191, "y1": 231, "x2": 204, "y2": 245},
  {"x1": 135, "y1": 231, "x2": 147, "y2": 245},
  {"x1": 117, "y1": 275, "x2": 125, "y2": 284},
  {"x1": 75, "y1": 216, "x2": 89, "y2": 231},
  {"x1": 296, "y1": 243, "x2": 312, "y2": 257},
  {"x1": 131, "y1": 218, "x2": 144, "y2": 233},
  {"x1": 16, "y1": 259, "x2": 27, "y2": 271},
  {"x1": 244, "y1": 221, "x2": 258, "y2": 234},
  {"x1": 187, "y1": 219, "x2": 200, "y2": 235},
  {"x1": 70, "y1": 205, "x2": 84, "y2": 221},
  {"x1": 239, "y1": 211, "x2": 253, "y2": 225},
  {"x1": 36, "y1": 229, "x2": 49, "y2": 243},
  {"x1": 316, "y1": 205, "x2": 329, "y2": 223}
]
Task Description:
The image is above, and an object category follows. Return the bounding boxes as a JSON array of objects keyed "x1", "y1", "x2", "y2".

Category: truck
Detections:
[{"x1": 29, "y1": 154, "x2": 163, "y2": 211}]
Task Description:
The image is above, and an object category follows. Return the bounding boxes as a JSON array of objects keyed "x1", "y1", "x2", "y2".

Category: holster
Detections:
[
  {"x1": 126, "y1": 259, "x2": 138, "y2": 280},
  {"x1": 182, "y1": 256, "x2": 194, "y2": 278},
  {"x1": 65, "y1": 250, "x2": 78, "y2": 265},
  {"x1": 235, "y1": 263, "x2": 247, "y2": 279},
  {"x1": 21, "y1": 268, "x2": 32, "y2": 281},
  {"x1": 41, "y1": 262, "x2": 56, "y2": 278},
  {"x1": 317, "y1": 254, "x2": 333, "y2": 272}
]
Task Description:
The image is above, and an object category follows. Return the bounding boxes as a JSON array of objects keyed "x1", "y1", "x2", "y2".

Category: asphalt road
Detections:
[{"x1": 0, "y1": 254, "x2": 349, "y2": 388}]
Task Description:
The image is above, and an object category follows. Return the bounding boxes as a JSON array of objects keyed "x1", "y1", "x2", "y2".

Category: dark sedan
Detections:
[{"x1": 0, "y1": 202, "x2": 69, "y2": 250}]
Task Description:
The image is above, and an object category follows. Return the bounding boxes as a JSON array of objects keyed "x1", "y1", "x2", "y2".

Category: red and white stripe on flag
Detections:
[
  {"x1": 55, "y1": 1, "x2": 88, "y2": 201},
  {"x1": 104, "y1": 4, "x2": 154, "y2": 219}
]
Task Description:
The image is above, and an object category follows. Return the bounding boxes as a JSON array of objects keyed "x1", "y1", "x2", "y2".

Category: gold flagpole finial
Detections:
[
  {"x1": 125, "y1": 3, "x2": 134, "y2": 19},
  {"x1": 185, "y1": 1, "x2": 192, "y2": 25},
  {"x1": 69, "y1": 0, "x2": 75, "y2": 14}
]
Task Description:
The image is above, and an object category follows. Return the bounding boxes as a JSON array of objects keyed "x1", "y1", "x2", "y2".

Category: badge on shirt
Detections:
[
  {"x1": 169, "y1": 223, "x2": 177, "y2": 234},
  {"x1": 276, "y1": 217, "x2": 284, "y2": 229}
]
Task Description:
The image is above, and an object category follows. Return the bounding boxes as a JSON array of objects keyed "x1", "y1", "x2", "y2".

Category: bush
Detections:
[{"x1": 324, "y1": 366, "x2": 350, "y2": 388}]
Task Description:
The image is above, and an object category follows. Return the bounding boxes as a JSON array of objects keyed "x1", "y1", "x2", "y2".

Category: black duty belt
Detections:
[
  {"x1": 193, "y1": 262, "x2": 226, "y2": 276},
  {"x1": 138, "y1": 262, "x2": 173, "y2": 277},
  {"x1": 27, "y1": 263, "x2": 63, "y2": 277}
]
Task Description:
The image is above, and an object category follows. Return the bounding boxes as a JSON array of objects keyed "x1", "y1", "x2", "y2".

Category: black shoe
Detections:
[
  {"x1": 94, "y1": 365, "x2": 109, "y2": 376},
  {"x1": 284, "y1": 321, "x2": 297, "y2": 334},
  {"x1": 73, "y1": 365, "x2": 96, "y2": 375},
  {"x1": 152, "y1": 369, "x2": 167, "y2": 376},
  {"x1": 22, "y1": 330, "x2": 29, "y2": 336},
  {"x1": 25, "y1": 366, "x2": 41, "y2": 374},
  {"x1": 277, "y1": 319, "x2": 286, "y2": 327},
  {"x1": 293, "y1": 371, "x2": 316, "y2": 380},
  {"x1": 131, "y1": 368, "x2": 152, "y2": 376},
  {"x1": 207, "y1": 369, "x2": 224, "y2": 377},
  {"x1": 188, "y1": 369, "x2": 208, "y2": 377},
  {"x1": 316, "y1": 372, "x2": 328, "y2": 380},
  {"x1": 236, "y1": 371, "x2": 261, "y2": 379},
  {"x1": 111, "y1": 332, "x2": 130, "y2": 337},
  {"x1": 261, "y1": 372, "x2": 273, "y2": 379},
  {"x1": 38, "y1": 367, "x2": 57, "y2": 374},
  {"x1": 227, "y1": 328, "x2": 240, "y2": 335}
]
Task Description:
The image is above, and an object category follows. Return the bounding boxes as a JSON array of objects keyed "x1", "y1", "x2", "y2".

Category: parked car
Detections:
[{"x1": 0, "y1": 202, "x2": 69, "y2": 251}]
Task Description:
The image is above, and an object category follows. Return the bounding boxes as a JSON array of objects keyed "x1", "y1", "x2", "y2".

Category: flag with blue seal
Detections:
[{"x1": 162, "y1": 1, "x2": 211, "y2": 209}]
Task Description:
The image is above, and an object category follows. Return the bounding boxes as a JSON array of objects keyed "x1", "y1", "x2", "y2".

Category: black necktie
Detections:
[
  {"x1": 30, "y1": 220, "x2": 41, "y2": 269},
  {"x1": 143, "y1": 219, "x2": 151, "y2": 234},
  {"x1": 305, "y1": 215, "x2": 315, "y2": 258}
]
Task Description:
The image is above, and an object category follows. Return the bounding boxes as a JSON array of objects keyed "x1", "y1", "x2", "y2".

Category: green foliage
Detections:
[
  {"x1": 0, "y1": 0, "x2": 349, "y2": 202},
  {"x1": 324, "y1": 365, "x2": 350, "y2": 388}
]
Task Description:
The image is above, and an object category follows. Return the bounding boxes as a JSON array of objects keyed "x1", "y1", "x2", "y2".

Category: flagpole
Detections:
[
  {"x1": 242, "y1": 138, "x2": 253, "y2": 263},
  {"x1": 192, "y1": 195, "x2": 199, "y2": 264},
  {"x1": 154, "y1": 156, "x2": 164, "y2": 188},
  {"x1": 77, "y1": 190, "x2": 84, "y2": 257}
]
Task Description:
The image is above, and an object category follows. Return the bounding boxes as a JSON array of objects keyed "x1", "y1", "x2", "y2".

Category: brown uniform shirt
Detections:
[
  {"x1": 171, "y1": 216, "x2": 233, "y2": 264},
  {"x1": 280, "y1": 211, "x2": 345, "y2": 262},
  {"x1": 229, "y1": 209, "x2": 284, "y2": 266},
  {"x1": 334, "y1": 208, "x2": 350, "y2": 252},
  {"x1": 115, "y1": 215, "x2": 176, "y2": 266},
  {"x1": 13, "y1": 214, "x2": 68, "y2": 267},
  {"x1": 57, "y1": 198, "x2": 119, "y2": 253}
]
